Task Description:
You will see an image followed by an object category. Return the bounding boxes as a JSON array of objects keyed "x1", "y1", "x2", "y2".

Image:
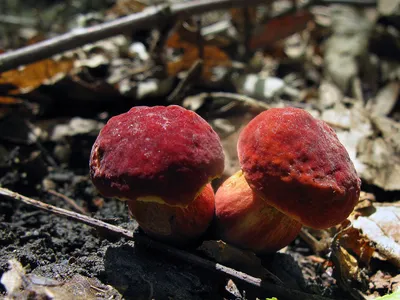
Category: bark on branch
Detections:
[{"x1": 0, "y1": 0, "x2": 376, "y2": 73}]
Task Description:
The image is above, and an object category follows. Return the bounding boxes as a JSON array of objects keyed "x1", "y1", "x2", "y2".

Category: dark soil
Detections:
[
  {"x1": 0, "y1": 183, "x2": 220, "y2": 299},
  {"x1": 0, "y1": 171, "x2": 346, "y2": 299}
]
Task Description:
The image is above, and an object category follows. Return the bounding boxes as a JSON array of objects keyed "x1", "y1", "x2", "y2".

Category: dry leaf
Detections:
[
  {"x1": 324, "y1": 6, "x2": 372, "y2": 92},
  {"x1": 322, "y1": 103, "x2": 400, "y2": 191},
  {"x1": 166, "y1": 26, "x2": 231, "y2": 80},
  {"x1": 0, "y1": 96, "x2": 23, "y2": 105},
  {"x1": 366, "y1": 82, "x2": 400, "y2": 116},
  {"x1": 0, "y1": 57, "x2": 74, "y2": 94},
  {"x1": 249, "y1": 10, "x2": 313, "y2": 50},
  {"x1": 230, "y1": 7, "x2": 257, "y2": 28},
  {"x1": 107, "y1": 0, "x2": 147, "y2": 17},
  {"x1": 357, "y1": 115, "x2": 400, "y2": 191},
  {"x1": 331, "y1": 226, "x2": 370, "y2": 299},
  {"x1": 336, "y1": 226, "x2": 375, "y2": 266},
  {"x1": 1, "y1": 259, "x2": 122, "y2": 300},
  {"x1": 353, "y1": 205, "x2": 400, "y2": 268}
]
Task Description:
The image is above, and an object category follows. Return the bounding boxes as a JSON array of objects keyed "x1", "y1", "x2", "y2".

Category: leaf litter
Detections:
[{"x1": 0, "y1": 0, "x2": 400, "y2": 299}]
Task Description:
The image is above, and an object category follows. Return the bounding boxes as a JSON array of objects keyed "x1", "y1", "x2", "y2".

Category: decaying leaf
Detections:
[
  {"x1": 336, "y1": 226, "x2": 376, "y2": 266},
  {"x1": 107, "y1": 0, "x2": 147, "y2": 17},
  {"x1": 324, "y1": 6, "x2": 372, "y2": 92},
  {"x1": 50, "y1": 117, "x2": 104, "y2": 142},
  {"x1": 0, "y1": 56, "x2": 75, "y2": 94},
  {"x1": 366, "y1": 82, "x2": 400, "y2": 116},
  {"x1": 249, "y1": 10, "x2": 313, "y2": 50},
  {"x1": 1, "y1": 259, "x2": 122, "y2": 300},
  {"x1": 320, "y1": 101, "x2": 400, "y2": 192},
  {"x1": 0, "y1": 96, "x2": 23, "y2": 105},
  {"x1": 230, "y1": 7, "x2": 257, "y2": 29},
  {"x1": 166, "y1": 25, "x2": 231, "y2": 80},
  {"x1": 225, "y1": 279, "x2": 244, "y2": 299},
  {"x1": 353, "y1": 205, "x2": 400, "y2": 268},
  {"x1": 331, "y1": 226, "x2": 370, "y2": 299},
  {"x1": 357, "y1": 115, "x2": 400, "y2": 191},
  {"x1": 368, "y1": 271, "x2": 400, "y2": 297},
  {"x1": 349, "y1": 192, "x2": 376, "y2": 221}
]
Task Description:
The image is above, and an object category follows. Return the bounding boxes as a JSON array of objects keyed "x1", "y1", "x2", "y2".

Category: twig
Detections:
[
  {"x1": 0, "y1": 187, "x2": 133, "y2": 239},
  {"x1": 299, "y1": 228, "x2": 330, "y2": 254},
  {"x1": 47, "y1": 189, "x2": 88, "y2": 215},
  {"x1": 0, "y1": 0, "x2": 274, "y2": 73},
  {"x1": 205, "y1": 92, "x2": 270, "y2": 111},
  {"x1": 0, "y1": 187, "x2": 333, "y2": 300},
  {"x1": 167, "y1": 59, "x2": 203, "y2": 103},
  {"x1": 0, "y1": 0, "x2": 377, "y2": 73}
]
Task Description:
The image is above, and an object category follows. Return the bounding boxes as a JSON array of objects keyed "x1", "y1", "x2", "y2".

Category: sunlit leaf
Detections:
[{"x1": 0, "y1": 57, "x2": 74, "y2": 94}]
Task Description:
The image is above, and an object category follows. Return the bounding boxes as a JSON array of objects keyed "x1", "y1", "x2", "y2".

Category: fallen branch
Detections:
[
  {"x1": 0, "y1": 187, "x2": 333, "y2": 300},
  {"x1": 0, "y1": 0, "x2": 271, "y2": 73},
  {"x1": 0, "y1": 0, "x2": 377, "y2": 73},
  {"x1": 46, "y1": 189, "x2": 88, "y2": 215}
]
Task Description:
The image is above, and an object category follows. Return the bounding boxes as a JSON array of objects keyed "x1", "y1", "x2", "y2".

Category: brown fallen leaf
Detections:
[
  {"x1": 230, "y1": 7, "x2": 257, "y2": 29},
  {"x1": 0, "y1": 57, "x2": 75, "y2": 94},
  {"x1": 336, "y1": 226, "x2": 375, "y2": 266},
  {"x1": 331, "y1": 226, "x2": 370, "y2": 299},
  {"x1": 166, "y1": 25, "x2": 231, "y2": 80},
  {"x1": 0, "y1": 96, "x2": 23, "y2": 105},
  {"x1": 107, "y1": 0, "x2": 147, "y2": 17},
  {"x1": 249, "y1": 10, "x2": 313, "y2": 50},
  {"x1": 1, "y1": 259, "x2": 122, "y2": 300}
]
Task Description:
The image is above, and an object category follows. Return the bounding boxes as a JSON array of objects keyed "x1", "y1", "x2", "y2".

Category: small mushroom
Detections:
[
  {"x1": 89, "y1": 105, "x2": 224, "y2": 244},
  {"x1": 215, "y1": 171, "x2": 302, "y2": 254},
  {"x1": 128, "y1": 183, "x2": 215, "y2": 245},
  {"x1": 237, "y1": 107, "x2": 361, "y2": 229}
]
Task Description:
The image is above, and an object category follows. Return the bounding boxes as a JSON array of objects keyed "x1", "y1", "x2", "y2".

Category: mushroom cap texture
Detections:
[
  {"x1": 215, "y1": 171, "x2": 302, "y2": 253},
  {"x1": 237, "y1": 107, "x2": 361, "y2": 229},
  {"x1": 90, "y1": 105, "x2": 224, "y2": 206},
  {"x1": 128, "y1": 183, "x2": 215, "y2": 245}
]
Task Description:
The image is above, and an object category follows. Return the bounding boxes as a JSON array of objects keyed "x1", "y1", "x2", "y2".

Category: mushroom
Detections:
[
  {"x1": 89, "y1": 105, "x2": 224, "y2": 244},
  {"x1": 215, "y1": 171, "x2": 302, "y2": 253},
  {"x1": 214, "y1": 107, "x2": 361, "y2": 253},
  {"x1": 128, "y1": 183, "x2": 215, "y2": 245},
  {"x1": 237, "y1": 107, "x2": 361, "y2": 229}
]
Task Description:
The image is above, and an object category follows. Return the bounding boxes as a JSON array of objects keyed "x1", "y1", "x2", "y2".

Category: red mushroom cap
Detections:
[
  {"x1": 237, "y1": 107, "x2": 361, "y2": 229},
  {"x1": 90, "y1": 105, "x2": 224, "y2": 206},
  {"x1": 215, "y1": 171, "x2": 302, "y2": 253}
]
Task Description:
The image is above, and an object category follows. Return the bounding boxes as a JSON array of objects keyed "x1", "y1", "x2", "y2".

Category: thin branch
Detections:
[
  {"x1": 47, "y1": 189, "x2": 88, "y2": 215},
  {"x1": 206, "y1": 92, "x2": 270, "y2": 111},
  {"x1": 0, "y1": 187, "x2": 133, "y2": 239},
  {"x1": 0, "y1": 187, "x2": 333, "y2": 300},
  {"x1": 167, "y1": 59, "x2": 203, "y2": 103},
  {"x1": 0, "y1": 0, "x2": 377, "y2": 73},
  {"x1": 0, "y1": 0, "x2": 272, "y2": 73}
]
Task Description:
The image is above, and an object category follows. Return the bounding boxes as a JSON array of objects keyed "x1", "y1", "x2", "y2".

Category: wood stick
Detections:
[
  {"x1": 0, "y1": 187, "x2": 333, "y2": 300},
  {"x1": 0, "y1": 0, "x2": 377, "y2": 73},
  {"x1": 0, "y1": 0, "x2": 271, "y2": 73},
  {"x1": 47, "y1": 189, "x2": 88, "y2": 215}
]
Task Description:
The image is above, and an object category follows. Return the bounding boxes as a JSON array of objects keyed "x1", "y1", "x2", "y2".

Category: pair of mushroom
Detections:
[{"x1": 89, "y1": 105, "x2": 361, "y2": 253}]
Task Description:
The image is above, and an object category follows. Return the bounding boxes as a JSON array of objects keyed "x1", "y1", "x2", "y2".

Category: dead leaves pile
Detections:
[
  {"x1": 0, "y1": 1, "x2": 400, "y2": 300},
  {"x1": 1, "y1": 259, "x2": 122, "y2": 300}
]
